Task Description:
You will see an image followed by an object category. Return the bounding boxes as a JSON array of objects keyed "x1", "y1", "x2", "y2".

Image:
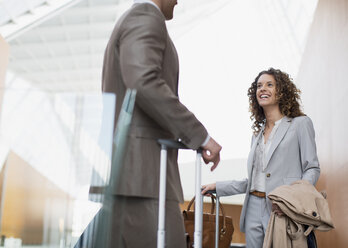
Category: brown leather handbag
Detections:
[{"x1": 183, "y1": 195, "x2": 234, "y2": 248}]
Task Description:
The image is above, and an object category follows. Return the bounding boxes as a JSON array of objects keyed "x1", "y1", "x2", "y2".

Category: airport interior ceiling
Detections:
[
  {"x1": 0, "y1": 0, "x2": 235, "y2": 92},
  {"x1": 0, "y1": 0, "x2": 317, "y2": 92}
]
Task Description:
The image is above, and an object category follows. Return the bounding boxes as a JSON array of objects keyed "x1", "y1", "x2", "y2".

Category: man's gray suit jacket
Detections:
[{"x1": 101, "y1": 3, "x2": 208, "y2": 203}]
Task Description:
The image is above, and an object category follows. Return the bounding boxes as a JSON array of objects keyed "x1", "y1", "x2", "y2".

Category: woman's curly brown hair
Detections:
[{"x1": 247, "y1": 68, "x2": 304, "y2": 134}]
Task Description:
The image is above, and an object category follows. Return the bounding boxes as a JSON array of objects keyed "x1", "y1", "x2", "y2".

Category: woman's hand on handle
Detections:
[{"x1": 201, "y1": 183, "x2": 216, "y2": 196}]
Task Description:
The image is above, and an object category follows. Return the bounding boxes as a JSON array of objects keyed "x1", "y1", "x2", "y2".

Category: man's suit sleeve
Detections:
[
  {"x1": 118, "y1": 11, "x2": 208, "y2": 149},
  {"x1": 297, "y1": 116, "x2": 320, "y2": 185}
]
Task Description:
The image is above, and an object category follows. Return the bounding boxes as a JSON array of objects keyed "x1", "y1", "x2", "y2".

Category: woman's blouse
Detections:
[{"x1": 250, "y1": 117, "x2": 283, "y2": 192}]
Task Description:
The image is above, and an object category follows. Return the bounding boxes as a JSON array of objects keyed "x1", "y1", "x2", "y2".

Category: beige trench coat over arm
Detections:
[{"x1": 263, "y1": 180, "x2": 334, "y2": 248}]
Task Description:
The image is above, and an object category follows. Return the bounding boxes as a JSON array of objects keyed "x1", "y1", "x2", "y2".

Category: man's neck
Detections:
[{"x1": 150, "y1": 0, "x2": 162, "y2": 9}]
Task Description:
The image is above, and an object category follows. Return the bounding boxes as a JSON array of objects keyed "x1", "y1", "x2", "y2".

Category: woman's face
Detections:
[{"x1": 256, "y1": 74, "x2": 278, "y2": 108}]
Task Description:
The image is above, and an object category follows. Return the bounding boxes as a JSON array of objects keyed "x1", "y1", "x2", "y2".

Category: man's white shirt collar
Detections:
[{"x1": 134, "y1": 0, "x2": 160, "y2": 10}]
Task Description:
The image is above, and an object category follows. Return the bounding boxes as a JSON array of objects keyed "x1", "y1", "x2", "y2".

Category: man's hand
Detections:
[{"x1": 202, "y1": 137, "x2": 222, "y2": 171}]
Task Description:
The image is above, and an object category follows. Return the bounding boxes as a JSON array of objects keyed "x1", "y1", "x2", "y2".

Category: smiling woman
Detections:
[{"x1": 202, "y1": 67, "x2": 320, "y2": 247}]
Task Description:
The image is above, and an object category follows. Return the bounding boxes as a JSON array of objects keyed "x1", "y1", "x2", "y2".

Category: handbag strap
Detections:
[
  {"x1": 186, "y1": 195, "x2": 228, "y2": 234},
  {"x1": 187, "y1": 195, "x2": 215, "y2": 214}
]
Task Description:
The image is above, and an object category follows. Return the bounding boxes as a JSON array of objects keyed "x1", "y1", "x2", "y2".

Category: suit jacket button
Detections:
[
  {"x1": 312, "y1": 211, "x2": 317, "y2": 217},
  {"x1": 266, "y1": 173, "x2": 271, "y2": 178}
]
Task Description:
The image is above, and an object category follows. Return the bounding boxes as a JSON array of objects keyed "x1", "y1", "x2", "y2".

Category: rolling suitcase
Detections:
[{"x1": 157, "y1": 139, "x2": 221, "y2": 248}]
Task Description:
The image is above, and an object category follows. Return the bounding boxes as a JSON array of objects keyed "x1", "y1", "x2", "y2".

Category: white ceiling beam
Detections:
[
  {"x1": 19, "y1": 67, "x2": 102, "y2": 78},
  {"x1": 63, "y1": 1, "x2": 132, "y2": 18},
  {"x1": 64, "y1": 5, "x2": 120, "y2": 17},
  {"x1": 10, "y1": 53, "x2": 103, "y2": 67},
  {"x1": 29, "y1": 22, "x2": 114, "y2": 36},
  {"x1": 32, "y1": 80, "x2": 101, "y2": 92},
  {"x1": 32, "y1": 76, "x2": 102, "y2": 85},
  {"x1": 24, "y1": 74, "x2": 101, "y2": 87},
  {"x1": 1, "y1": 0, "x2": 84, "y2": 42},
  {"x1": 9, "y1": 38, "x2": 108, "y2": 52}
]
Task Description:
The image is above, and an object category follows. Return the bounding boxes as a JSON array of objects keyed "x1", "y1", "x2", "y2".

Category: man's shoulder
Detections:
[
  {"x1": 124, "y1": 3, "x2": 165, "y2": 24},
  {"x1": 115, "y1": 3, "x2": 167, "y2": 41},
  {"x1": 109, "y1": 3, "x2": 166, "y2": 43}
]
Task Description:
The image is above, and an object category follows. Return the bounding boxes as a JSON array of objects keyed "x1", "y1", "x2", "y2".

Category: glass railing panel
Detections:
[{"x1": 0, "y1": 89, "x2": 116, "y2": 247}]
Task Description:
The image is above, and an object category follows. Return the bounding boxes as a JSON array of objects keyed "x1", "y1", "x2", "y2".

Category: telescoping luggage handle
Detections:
[{"x1": 157, "y1": 139, "x2": 203, "y2": 248}]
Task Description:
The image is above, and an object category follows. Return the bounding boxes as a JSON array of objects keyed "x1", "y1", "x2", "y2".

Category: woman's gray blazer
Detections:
[{"x1": 216, "y1": 116, "x2": 320, "y2": 232}]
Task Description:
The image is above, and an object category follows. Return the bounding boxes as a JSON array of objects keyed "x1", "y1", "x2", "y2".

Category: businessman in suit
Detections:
[
  {"x1": 101, "y1": 0, "x2": 222, "y2": 247},
  {"x1": 202, "y1": 68, "x2": 320, "y2": 247}
]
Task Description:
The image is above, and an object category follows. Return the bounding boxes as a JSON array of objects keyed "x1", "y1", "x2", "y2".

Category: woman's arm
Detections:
[
  {"x1": 202, "y1": 179, "x2": 248, "y2": 196},
  {"x1": 216, "y1": 179, "x2": 248, "y2": 196},
  {"x1": 297, "y1": 116, "x2": 320, "y2": 185}
]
